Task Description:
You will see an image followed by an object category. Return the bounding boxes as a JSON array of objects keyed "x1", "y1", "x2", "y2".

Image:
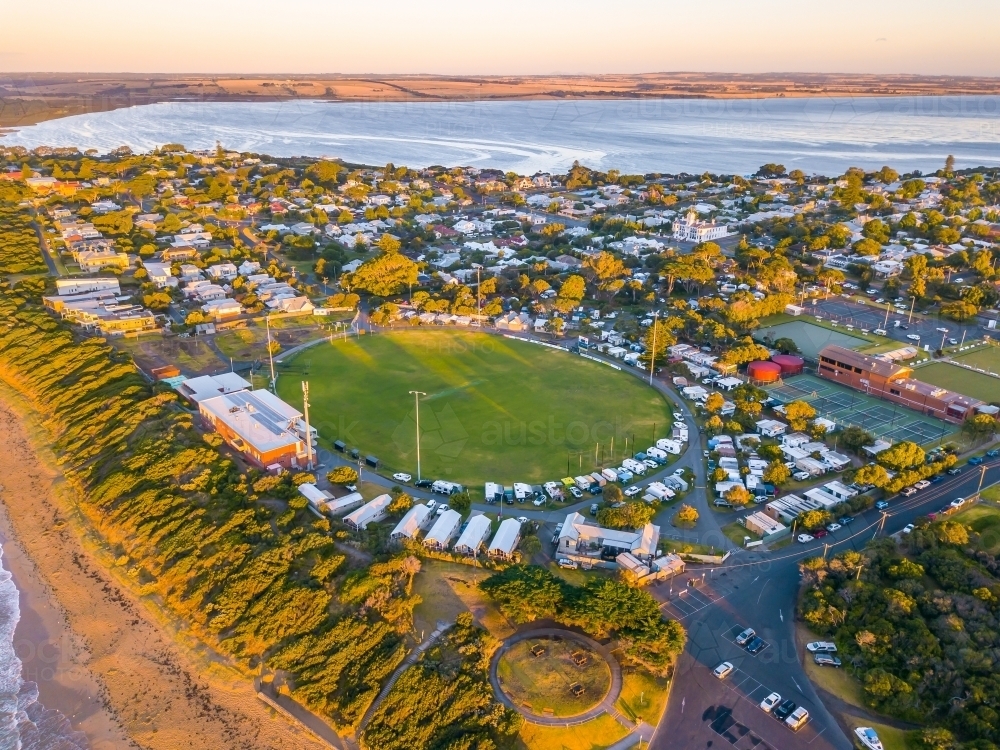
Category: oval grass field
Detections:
[{"x1": 276, "y1": 330, "x2": 672, "y2": 489}]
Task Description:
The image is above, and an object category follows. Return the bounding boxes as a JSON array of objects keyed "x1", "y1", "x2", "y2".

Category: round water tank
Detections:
[
  {"x1": 747, "y1": 360, "x2": 782, "y2": 383},
  {"x1": 772, "y1": 354, "x2": 805, "y2": 375}
]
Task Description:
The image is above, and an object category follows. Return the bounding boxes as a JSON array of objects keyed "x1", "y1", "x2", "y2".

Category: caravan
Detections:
[
  {"x1": 484, "y1": 482, "x2": 502, "y2": 503},
  {"x1": 432, "y1": 480, "x2": 464, "y2": 496},
  {"x1": 513, "y1": 483, "x2": 532, "y2": 501}
]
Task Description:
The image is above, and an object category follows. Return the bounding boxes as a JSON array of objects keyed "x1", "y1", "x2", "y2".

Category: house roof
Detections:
[
  {"x1": 425, "y1": 509, "x2": 462, "y2": 545},
  {"x1": 179, "y1": 373, "x2": 251, "y2": 402},
  {"x1": 344, "y1": 494, "x2": 392, "y2": 528},
  {"x1": 489, "y1": 518, "x2": 522, "y2": 554},
  {"x1": 391, "y1": 504, "x2": 430, "y2": 537},
  {"x1": 199, "y1": 389, "x2": 302, "y2": 454},
  {"x1": 455, "y1": 514, "x2": 492, "y2": 550},
  {"x1": 819, "y1": 345, "x2": 910, "y2": 379}
]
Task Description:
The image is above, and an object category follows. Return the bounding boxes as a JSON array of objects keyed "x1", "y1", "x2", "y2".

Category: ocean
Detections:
[
  {"x1": 0, "y1": 546, "x2": 88, "y2": 750},
  {"x1": 4, "y1": 96, "x2": 1000, "y2": 175}
]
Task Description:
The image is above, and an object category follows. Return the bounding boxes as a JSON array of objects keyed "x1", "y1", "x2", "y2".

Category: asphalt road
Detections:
[
  {"x1": 806, "y1": 297, "x2": 985, "y2": 349},
  {"x1": 651, "y1": 458, "x2": 1000, "y2": 750}
]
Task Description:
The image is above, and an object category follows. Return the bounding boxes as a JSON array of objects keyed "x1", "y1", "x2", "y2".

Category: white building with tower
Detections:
[{"x1": 672, "y1": 210, "x2": 730, "y2": 243}]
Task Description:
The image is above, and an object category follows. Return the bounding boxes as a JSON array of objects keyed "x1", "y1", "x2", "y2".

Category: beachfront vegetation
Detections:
[{"x1": 0, "y1": 203, "x2": 47, "y2": 275}]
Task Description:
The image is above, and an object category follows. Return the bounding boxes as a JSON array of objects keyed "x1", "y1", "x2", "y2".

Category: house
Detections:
[
  {"x1": 42, "y1": 294, "x2": 157, "y2": 335},
  {"x1": 268, "y1": 296, "x2": 315, "y2": 313},
  {"x1": 177, "y1": 373, "x2": 252, "y2": 404},
  {"x1": 557, "y1": 512, "x2": 659, "y2": 559},
  {"x1": 202, "y1": 299, "x2": 243, "y2": 320},
  {"x1": 765, "y1": 494, "x2": 826, "y2": 523},
  {"x1": 198, "y1": 389, "x2": 309, "y2": 469},
  {"x1": 823, "y1": 480, "x2": 858, "y2": 501},
  {"x1": 390, "y1": 503, "x2": 431, "y2": 540},
  {"x1": 424, "y1": 509, "x2": 462, "y2": 550},
  {"x1": 207, "y1": 263, "x2": 238, "y2": 281},
  {"x1": 817, "y1": 344, "x2": 983, "y2": 423},
  {"x1": 298, "y1": 482, "x2": 333, "y2": 510},
  {"x1": 54, "y1": 277, "x2": 120, "y2": 296},
  {"x1": 744, "y1": 512, "x2": 787, "y2": 539},
  {"x1": 77, "y1": 249, "x2": 130, "y2": 273},
  {"x1": 344, "y1": 494, "x2": 393, "y2": 530},
  {"x1": 454, "y1": 514, "x2": 492, "y2": 555},
  {"x1": 488, "y1": 518, "x2": 523, "y2": 559},
  {"x1": 756, "y1": 419, "x2": 787, "y2": 438},
  {"x1": 495, "y1": 311, "x2": 533, "y2": 331},
  {"x1": 324, "y1": 491, "x2": 365, "y2": 516},
  {"x1": 161, "y1": 246, "x2": 199, "y2": 262},
  {"x1": 143, "y1": 262, "x2": 177, "y2": 288},
  {"x1": 672, "y1": 210, "x2": 730, "y2": 242}
]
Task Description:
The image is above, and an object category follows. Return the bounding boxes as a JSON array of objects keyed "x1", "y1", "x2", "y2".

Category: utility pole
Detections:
[
  {"x1": 961, "y1": 329, "x2": 968, "y2": 347},
  {"x1": 882, "y1": 302, "x2": 891, "y2": 330},
  {"x1": 477, "y1": 267, "x2": 482, "y2": 321},
  {"x1": 409, "y1": 390, "x2": 426, "y2": 480},
  {"x1": 940, "y1": 329, "x2": 948, "y2": 351},
  {"x1": 302, "y1": 381, "x2": 314, "y2": 470},
  {"x1": 908, "y1": 295, "x2": 915, "y2": 323},
  {"x1": 266, "y1": 315, "x2": 276, "y2": 391},
  {"x1": 976, "y1": 462, "x2": 988, "y2": 500},
  {"x1": 649, "y1": 310, "x2": 659, "y2": 386}
]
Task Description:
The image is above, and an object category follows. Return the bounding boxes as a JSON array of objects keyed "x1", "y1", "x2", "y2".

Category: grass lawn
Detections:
[
  {"x1": 951, "y1": 503, "x2": 1000, "y2": 554},
  {"x1": 277, "y1": 330, "x2": 672, "y2": 488},
  {"x1": 411, "y1": 560, "x2": 513, "y2": 639},
  {"x1": 615, "y1": 669, "x2": 669, "y2": 725},
  {"x1": 116, "y1": 335, "x2": 223, "y2": 375},
  {"x1": 497, "y1": 637, "x2": 612, "y2": 717},
  {"x1": 951, "y1": 342, "x2": 1000, "y2": 373},
  {"x1": 660, "y1": 539, "x2": 719, "y2": 556},
  {"x1": 911, "y1": 361, "x2": 1000, "y2": 405},
  {"x1": 722, "y1": 521, "x2": 758, "y2": 547},
  {"x1": 213, "y1": 327, "x2": 263, "y2": 359},
  {"x1": 516, "y1": 714, "x2": 628, "y2": 750}
]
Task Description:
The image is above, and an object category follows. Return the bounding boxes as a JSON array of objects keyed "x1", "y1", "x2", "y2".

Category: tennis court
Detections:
[
  {"x1": 755, "y1": 320, "x2": 870, "y2": 361},
  {"x1": 766, "y1": 374, "x2": 956, "y2": 446}
]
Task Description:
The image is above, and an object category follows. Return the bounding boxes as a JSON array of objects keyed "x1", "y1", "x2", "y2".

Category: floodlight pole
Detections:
[
  {"x1": 409, "y1": 390, "x2": 426, "y2": 481},
  {"x1": 266, "y1": 315, "x2": 276, "y2": 391},
  {"x1": 649, "y1": 310, "x2": 659, "y2": 386},
  {"x1": 302, "y1": 381, "x2": 313, "y2": 470}
]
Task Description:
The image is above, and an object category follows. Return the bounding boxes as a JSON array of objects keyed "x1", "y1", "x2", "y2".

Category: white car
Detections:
[
  {"x1": 392, "y1": 473, "x2": 412, "y2": 483},
  {"x1": 760, "y1": 692, "x2": 781, "y2": 712},
  {"x1": 914, "y1": 480, "x2": 931, "y2": 490},
  {"x1": 825, "y1": 522, "x2": 842, "y2": 533},
  {"x1": 517, "y1": 516, "x2": 529, "y2": 524},
  {"x1": 797, "y1": 533, "x2": 815, "y2": 543},
  {"x1": 624, "y1": 485, "x2": 642, "y2": 497},
  {"x1": 532, "y1": 498, "x2": 546, "y2": 506},
  {"x1": 713, "y1": 661, "x2": 734, "y2": 679},
  {"x1": 436, "y1": 504, "x2": 449, "y2": 515},
  {"x1": 906, "y1": 334, "x2": 921, "y2": 341},
  {"x1": 793, "y1": 471, "x2": 811, "y2": 481},
  {"x1": 950, "y1": 497, "x2": 966, "y2": 509},
  {"x1": 786, "y1": 706, "x2": 810, "y2": 731},
  {"x1": 936, "y1": 327, "x2": 949, "y2": 333},
  {"x1": 902, "y1": 523, "x2": 915, "y2": 534},
  {"x1": 806, "y1": 641, "x2": 837, "y2": 653},
  {"x1": 673, "y1": 412, "x2": 685, "y2": 421}
]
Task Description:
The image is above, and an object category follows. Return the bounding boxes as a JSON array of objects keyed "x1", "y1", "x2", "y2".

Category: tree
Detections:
[
  {"x1": 341, "y1": 251, "x2": 418, "y2": 297},
  {"x1": 876, "y1": 441, "x2": 924, "y2": 471},
  {"x1": 853, "y1": 238, "x2": 882, "y2": 256},
  {"x1": 705, "y1": 415, "x2": 724, "y2": 435},
  {"x1": 762, "y1": 461, "x2": 790, "y2": 486},
  {"x1": 327, "y1": 466, "x2": 358, "y2": 485},
  {"x1": 724, "y1": 485, "x2": 752, "y2": 507},
  {"x1": 841, "y1": 425, "x2": 874, "y2": 453},
  {"x1": 388, "y1": 493, "x2": 413, "y2": 516},
  {"x1": 798, "y1": 509, "x2": 832, "y2": 530},
  {"x1": 783, "y1": 400, "x2": 817, "y2": 431},
  {"x1": 963, "y1": 413, "x2": 997, "y2": 442},
  {"x1": 480, "y1": 565, "x2": 565, "y2": 623},
  {"x1": 862, "y1": 219, "x2": 890, "y2": 244},
  {"x1": 376, "y1": 233, "x2": 401, "y2": 254},
  {"x1": 603, "y1": 484, "x2": 624, "y2": 504},
  {"x1": 674, "y1": 504, "x2": 699, "y2": 525},
  {"x1": 449, "y1": 490, "x2": 472, "y2": 516},
  {"x1": 773, "y1": 337, "x2": 799, "y2": 354},
  {"x1": 853, "y1": 463, "x2": 890, "y2": 488},
  {"x1": 640, "y1": 317, "x2": 677, "y2": 369},
  {"x1": 935, "y1": 520, "x2": 968, "y2": 546},
  {"x1": 558, "y1": 274, "x2": 586, "y2": 302},
  {"x1": 598, "y1": 502, "x2": 656, "y2": 530},
  {"x1": 184, "y1": 310, "x2": 206, "y2": 325},
  {"x1": 704, "y1": 393, "x2": 725, "y2": 414}
]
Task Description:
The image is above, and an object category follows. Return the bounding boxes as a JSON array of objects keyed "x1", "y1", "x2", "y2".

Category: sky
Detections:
[{"x1": 3, "y1": 0, "x2": 999, "y2": 76}]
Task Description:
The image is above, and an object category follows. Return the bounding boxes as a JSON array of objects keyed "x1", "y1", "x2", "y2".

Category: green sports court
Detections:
[
  {"x1": 765, "y1": 373, "x2": 956, "y2": 446},
  {"x1": 755, "y1": 319, "x2": 870, "y2": 361}
]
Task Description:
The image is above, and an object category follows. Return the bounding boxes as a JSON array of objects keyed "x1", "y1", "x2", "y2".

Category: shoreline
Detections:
[{"x1": 0, "y1": 386, "x2": 330, "y2": 750}]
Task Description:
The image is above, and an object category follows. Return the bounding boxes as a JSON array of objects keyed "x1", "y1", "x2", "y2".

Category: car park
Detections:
[
  {"x1": 735, "y1": 627, "x2": 755, "y2": 645},
  {"x1": 713, "y1": 662, "x2": 734, "y2": 679},
  {"x1": 946, "y1": 467, "x2": 962, "y2": 476},
  {"x1": 826, "y1": 522, "x2": 842, "y2": 532},
  {"x1": 914, "y1": 479, "x2": 931, "y2": 489},
  {"x1": 760, "y1": 692, "x2": 781, "y2": 712},
  {"x1": 875, "y1": 501, "x2": 890, "y2": 510},
  {"x1": 797, "y1": 533, "x2": 814, "y2": 543},
  {"x1": 774, "y1": 699, "x2": 796, "y2": 721},
  {"x1": 392, "y1": 472, "x2": 412, "y2": 483},
  {"x1": 902, "y1": 523, "x2": 915, "y2": 534},
  {"x1": 807, "y1": 641, "x2": 837, "y2": 652},
  {"x1": 901, "y1": 486, "x2": 917, "y2": 497},
  {"x1": 813, "y1": 654, "x2": 842, "y2": 667},
  {"x1": 786, "y1": 706, "x2": 810, "y2": 730},
  {"x1": 969, "y1": 456, "x2": 984, "y2": 466},
  {"x1": 746, "y1": 636, "x2": 766, "y2": 654}
]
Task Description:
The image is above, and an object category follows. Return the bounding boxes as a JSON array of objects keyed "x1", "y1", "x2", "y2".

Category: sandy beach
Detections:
[{"x1": 0, "y1": 391, "x2": 331, "y2": 750}]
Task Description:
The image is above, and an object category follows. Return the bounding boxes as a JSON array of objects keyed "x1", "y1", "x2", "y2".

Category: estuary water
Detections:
[{"x1": 4, "y1": 95, "x2": 1000, "y2": 176}]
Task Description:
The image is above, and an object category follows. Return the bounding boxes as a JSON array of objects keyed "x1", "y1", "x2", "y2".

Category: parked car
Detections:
[
  {"x1": 774, "y1": 699, "x2": 796, "y2": 721},
  {"x1": 987, "y1": 449, "x2": 1000, "y2": 458},
  {"x1": 950, "y1": 497, "x2": 967, "y2": 509},
  {"x1": 713, "y1": 662, "x2": 734, "y2": 679},
  {"x1": 673, "y1": 412, "x2": 685, "y2": 421},
  {"x1": 875, "y1": 501, "x2": 890, "y2": 510},
  {"x1": 436, "y1": 504, "x2": 449, "y2": 515},
  {"x1": 901, "y1": 486, "x2": 917, "y2": 497},
  {"x1": 735, "y1": 627, "x2": 755, "y2": 646},
  {"x1": 557, "y1": 558, "x2": 578, "y2": 569},
  {"x1": 906, "y1": 334, "x2": 921, "y2": 341},
  {"x1": 786, "y1": 706, "x2": 810, "y2": 730},
  {"x1": 793, "y1": 471, "x2": 811, "y2": 481},
  {"x1": 929, "y1": 474, "x2": 944, "y2": 483},
  {"x1": 746, "y1": 636, "x2": 766, "y2": 654},
  {"x1": 914, "y1": 479, "x2": 931, "y2": 489},
  {"x1": 839, "y1": 515, "x2": 856, "y2": 525},
  {"x1": 589, "y1": 503, "x2": 599, "y2": 516},
  {"x1": 826, "y1": 522, "x2": 842, "y2": 533},
  {"x1": 392, "y1": 473, "x2": 412, "y2": 483},
  {"x1": 902, "y1": 523, "x2": 915, "y2": 534},
  {"x1": 759, "y1": 692, "x2": 781, "y2": 712},
  {"x1": 969, "y1": 456, "x2": 984, "y2": 466},
  {"x1": 813, "y1": 654, "x2": 842, "y2": 667},
  {"x1": 415, "y1": 479, "x2": 434, "y2": 488},
  {"x1": 807, "y1": 641, "x2": 837, "y2": 652},
  {"x1": 813, "y1": 528, "x2": 829, "y2": 539},
  {"x1": 532, "y1": 497, "x2": 546, "y2": 506},
  {"x1": 797, "y1": 533, "x2": 814, "y2": 543},
  {"x1": 947, "y1": 467, "x2": 962, "y2": 476},
  {"x1": 568, "y1": 486, "x2": 583, "y2": 499}
]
